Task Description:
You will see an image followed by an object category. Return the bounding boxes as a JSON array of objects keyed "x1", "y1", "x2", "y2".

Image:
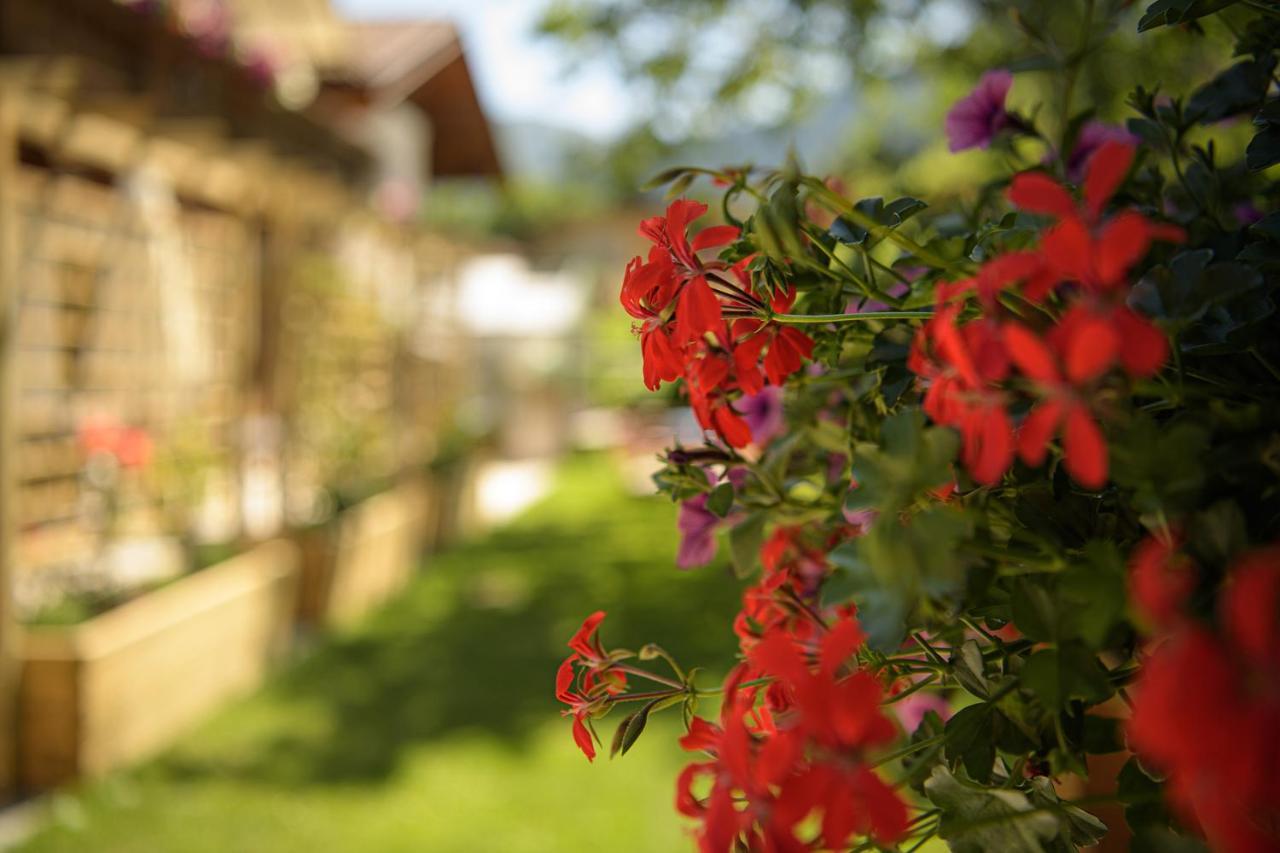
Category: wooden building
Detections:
[{"x1": 0, "y1": 0, "x2": 501, "y2": 796}]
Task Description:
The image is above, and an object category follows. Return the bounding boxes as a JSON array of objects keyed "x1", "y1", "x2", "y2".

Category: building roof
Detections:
[{"x1": 322, "y1": 20, "x2": 502, "y2": 180}]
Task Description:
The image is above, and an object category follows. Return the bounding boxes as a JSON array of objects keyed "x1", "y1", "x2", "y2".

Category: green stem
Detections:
[
  {"x1": 1059, "y1": 0, "x2": 1096, "y2": 154},
  {"x1": 615, "y1": 664, "x2": 684, "y2": 690},
  {"x1": 1250, "y1": 347, "x2": 1280, "y2": 382},
  {"x1": 870, "y1": 734, "x2": 945, "y2": 769},
  {"x1": 771, "y1": 310, "x2": 932, "y2": 325},
  {"x1": 912, "y1": 632, "x2": 949, "y2": 669},
  {"x1": 611, "y1": 689, "x2": 681, "y2": 703},
  {"x1": 799, "y1": 221, "x2": 882, "y2": 301},
  {"x1": 882, "y1": 674, "x2": 940, "y2": 704}
]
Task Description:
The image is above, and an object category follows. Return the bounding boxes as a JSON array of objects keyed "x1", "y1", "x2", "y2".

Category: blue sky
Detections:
[{"x1": 334, "y1": 0, "x2": 635, "y2": 139}]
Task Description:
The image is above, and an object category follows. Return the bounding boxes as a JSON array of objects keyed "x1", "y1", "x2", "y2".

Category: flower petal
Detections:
[
  {"x1": 1063, "y1": 405, "x2": 1108, "y2": 488},
  {"x1": 691, "y1": 224, "x2": 740, "y2": 252},
  {"x1": 1096, "y1": 211, "x2": 1152, "y2": 288},
  {"x1": 1114, "y1": 308, "x2": 1168, "y2": 378},
  {"x1": 1083, "y1": 141, "x2": 1134, "y2": 221},
  {"x1": 1008, "y1": 172, "x2": 1077, "y2": 219},
  {"x1": 571, "y1": 713, "x2": 597, "y2": 762},
  {"x1": 1003, "y1": 322, "x2": 1061, "y2": 384},
  {"x1": 1063, "y1": 312, "x2": 1120, "y2": 383},
  {"x1": 1017, "y1": 399, "x2": 1066, "y2": 467}
]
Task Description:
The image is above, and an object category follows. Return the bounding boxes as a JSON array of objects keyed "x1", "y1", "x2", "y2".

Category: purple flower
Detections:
[
  {"x1": 676, "y1": 493, "x2": 720, "y2": 569},
  {"x1": 1234, "y1": 202, "x2": 1263, "y2": 226},
  {"x1": 1066, "y1": 121, "x2": 1140, "y2": 182},
  {"x1": 945, "y1": 70, "x2": 1014, "y2": 152},
  {"x1": 738, "y1": 387, "x2": 785, "y2": 447},
  {"x1": 675, "y1": 467, "x2": 748, "y2": 569}
]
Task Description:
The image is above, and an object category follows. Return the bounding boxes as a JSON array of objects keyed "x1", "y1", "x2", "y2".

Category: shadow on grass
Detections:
[{"x1": 160, "y1": 454, "x2": 743, "y2": 787}]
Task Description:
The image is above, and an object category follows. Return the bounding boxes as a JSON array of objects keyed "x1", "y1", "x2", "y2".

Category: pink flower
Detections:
[
  {"x1": 738, "y1": 387, "x2": 785, "y2": 447},
  {"x1": 945, "y1": 70, "x2": 1013, "y2": 152},
  {"x1": 677, "y1": 494, "x2": 722, "y2": 569}
]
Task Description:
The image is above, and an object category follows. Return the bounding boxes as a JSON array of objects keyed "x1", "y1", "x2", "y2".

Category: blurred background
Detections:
[{"x1": 0, "y1": 0, "x2": 1233, "y2": 849}]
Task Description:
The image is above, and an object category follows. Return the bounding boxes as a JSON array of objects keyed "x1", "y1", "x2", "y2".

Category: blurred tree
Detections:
[{"x1": 539, "y1": 0, "x2": 1239, "y2": 178}]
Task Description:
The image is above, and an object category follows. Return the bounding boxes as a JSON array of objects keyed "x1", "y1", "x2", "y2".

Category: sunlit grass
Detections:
[{"x1": 18, "y1": 453, "x2": 744, "y2": 852}]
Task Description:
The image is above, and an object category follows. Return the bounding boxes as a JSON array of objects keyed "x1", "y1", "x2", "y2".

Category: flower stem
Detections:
[
  {"x1": 616, "y1": 664, "x2": 684, "y2": 690},
  {"x1": 871, "y1": 734, "x2": 945, "y2": 768},
  {"x1": 771, "y1": 310, "x2": 932, "y2": 325}
]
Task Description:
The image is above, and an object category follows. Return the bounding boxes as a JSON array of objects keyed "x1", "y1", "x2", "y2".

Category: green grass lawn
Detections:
[{"x1": 17, "y1": 454, "x2": 744, "y2": 853}]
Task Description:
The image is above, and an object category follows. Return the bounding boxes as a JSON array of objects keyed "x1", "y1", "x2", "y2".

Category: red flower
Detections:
[
  {"x1": 620, "y1": 200, "x2": 740, "y2": 390},
  {"x1": 556, "y1": 612, "x2": 627, "y2": 763},
  {"x1": 1128, "y1": 533, "x2": 1195, "y2": 630},
  {"x1": 555, "y1": 656, "x2": 600, "y2": 762},
  {"x1": 911, "y1": 308, "x2": 1015, "y2": 485},
  {"x1": 1127, "y1": 546, "x2": 1280, "y2": 852},
  {"x1": 731, "y1": 287, "x2": 816, "y2": 394},
  {"x1": 1002, "y1": 320, "x2": 1111, "y2": 488},
  {"x1": 77, "y1": 416, "x2": 153, "y2": 469},
  {"x1": 568, "y1": 610, "x2": 608, "y2": 662},
  {"x1": 1008, "y1": 141, "x2": 1184, "y2": 295},
  {"x1": 685, "y1": 349, "x2": 754, "y2": 449}
]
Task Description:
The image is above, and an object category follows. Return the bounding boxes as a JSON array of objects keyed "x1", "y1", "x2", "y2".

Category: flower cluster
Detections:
[
  {"x1": 555, "y1": 611, "x2": 628, "y2": 762},
  {"x1": 621, "y1": 200, "x2": 814, "y2": 447},
  {"x1": 677, "y1": 616, "x2": 906, "y2": 852},
  {"x1": 567, "y1": 6, "x2": 1280, "y2": 849},
  {"x1": 1128, "y1": 543, "x2": 1280, "y2": 852},
  {"x1": 909, "y1": 141, "x2": 1183, "y2": 487}
]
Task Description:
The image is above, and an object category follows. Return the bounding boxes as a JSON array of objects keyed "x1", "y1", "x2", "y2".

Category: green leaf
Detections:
[
  {"x1": 1110, "y1": 415, "x2": 1211, "y2": 513},
  {"x1": 822, "y1": 541, "x2": 908, "y2": 651},
  {"x1": 728, "y1": 513, "x2": 766, "y2": 579},
  {"x1": 1188, "y1": 57, "x2": 1276, "y2": 123},
  {"x1": 828, "y1": 196, "x2": 928, "y2": 248},
  {"x1": 924, "y1": 766, "x2": 1061, "y2": 853},
  {"x1": 1027, "y1": 777, "x2": 1110, "y2": 848},
  {"x1": 1130, "y1": 251, "x2": 1261, "y2": 329},
  {"x1": 1247, "y1": 122, "x2": 1280, "y2": 171},
  {"x1": 1011, "y1": 580, "x2": 1058, "y2": 642},
  {"x1": 1020, "y1": 643, "x2": 1113, "y2": 711},
  {"x1": 1136, "y1": 0, "x2": 1241, "y2": 32},
  {"x1": 706, "y1": 482, "x2": 734, "y2": 518},
  {"x1": 951, "y1": 640, "x2": 991, "y2": 699},
  {"x1": 1057, "y1": 543, "x2": 1126, "y2": 649},
  {"x1": 945, "y1": 704, "x2": 996, "y2": 784}
]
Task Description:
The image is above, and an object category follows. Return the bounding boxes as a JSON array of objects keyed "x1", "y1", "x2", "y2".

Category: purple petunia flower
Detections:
[
  {"x1": 945, "y1": 70, "x2": 1014, "y2": 152},
  {"x1": 676, "y1": 493, "x2": 720, "y2": 569},
  {"x1": 1066, "y1": 121, "x2": 1140, "y2": 182},
  {"x1": 738, "y1": 387, "x2": 785, "y2": 447}
]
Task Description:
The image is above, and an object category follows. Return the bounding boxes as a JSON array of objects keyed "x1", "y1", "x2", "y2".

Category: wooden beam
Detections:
[{"x1": 0, "y1": 82, "x2": 22, "y2": 800}]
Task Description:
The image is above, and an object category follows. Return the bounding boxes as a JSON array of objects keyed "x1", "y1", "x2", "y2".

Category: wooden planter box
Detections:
[
  {"x1": 17, "y1": 539, "x2": 300, "y2": 790},
  {"x1": 429, "y1": 454, "x2": 483, "y2": 550},
  {"x1": 294, "y1": 480, "x2": 432, "y2": 628}
]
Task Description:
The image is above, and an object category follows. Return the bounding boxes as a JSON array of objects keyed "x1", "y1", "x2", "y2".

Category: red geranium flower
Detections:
[
  {"x1": 556, "y1": 612, "x2": 627, "y2": 762},
  {"x1": 1128, "y1": 546, "x2": 1280, "y2": 853},
  {"x1": 1008, "y1": 141, "x2": 1184, "y2": 294},
  {"x1": 911, "y1": 307, "x2": 1015, "y2": 485},
  {"x1": 1128, "y1": 533, "x2": 1195, "y2": 630},
  {"x1": 1002, "y1": 320, "x2": 1111, "y2": 488},
  {"x1": 731, "y1": 286, "x2": 815, "y2": 394}
]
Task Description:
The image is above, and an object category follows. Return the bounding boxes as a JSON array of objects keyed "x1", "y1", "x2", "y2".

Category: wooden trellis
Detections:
[{"x1": 13, "y1": 165, "x2": 259, "y2": 576}]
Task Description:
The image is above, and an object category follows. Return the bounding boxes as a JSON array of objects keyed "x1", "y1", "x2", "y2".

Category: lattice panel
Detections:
[{"x1": 13, "y1": 165, "x2": 259, "y2": 576}]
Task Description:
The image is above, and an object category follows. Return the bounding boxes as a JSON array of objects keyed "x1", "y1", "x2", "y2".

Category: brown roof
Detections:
[{"x1": 324, "y1": 20, "x2": 502, "y2": 179}]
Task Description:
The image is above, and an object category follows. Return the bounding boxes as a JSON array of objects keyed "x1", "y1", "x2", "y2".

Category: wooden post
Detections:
[{"x1": 0, "y1": 81, "x2": 23, "y2": 799}]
